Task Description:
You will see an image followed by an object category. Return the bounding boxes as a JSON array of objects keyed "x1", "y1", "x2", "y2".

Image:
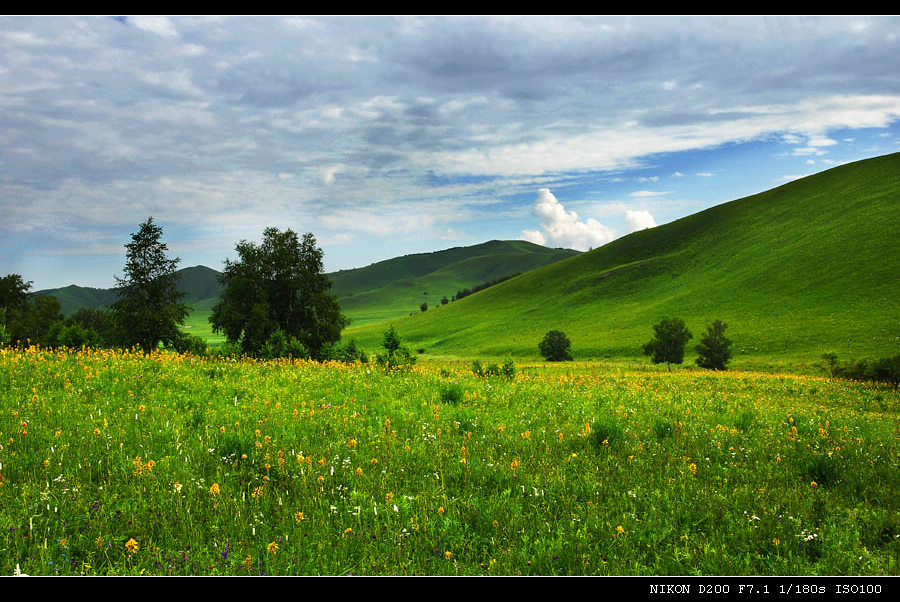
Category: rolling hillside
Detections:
[
  {"x1": 345, "y1": 153, "x2": 900, "y2": 369},
  {"x1": 33, "y1": 239, "x2": 578, "y2": 331},
  {"x1": 329, "y1": 240, "x2": 579, "y2": 325}
]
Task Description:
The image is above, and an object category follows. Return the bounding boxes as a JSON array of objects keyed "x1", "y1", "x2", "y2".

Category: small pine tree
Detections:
[
  {"x1": 642, "y1": 317, "x2": 692, "y2": 371},
  {"x1": 376, "y1": 325, "x2": 416, "y2": 370},
  {"x1": 695, "y1": 320, "x2": 732, "y2": 371},
  {"x1": 112, "y1": 217, "x2": 189, "y2": 352}
]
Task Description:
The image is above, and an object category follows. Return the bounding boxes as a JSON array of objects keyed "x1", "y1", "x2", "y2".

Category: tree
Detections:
[
  {"x1": 642, "y1": 317, "x2": 692, "y2": 371},
  {"x1": 695, "y1": 319, "x2": 732, "y2": 370},
  {"x1": 0, "y1": 274, "x2": 33, "y2": 344},
  {"x1": 420, "y1": 302, "x2": 428, "y2": 312},
  {"x1": 210, "y1": 228, "x2": 348, "y2": 359},
  {"x1": 112, "y1": 217, "x2": 189, "y2": 352},
  {"x1": 539, "y1": 330, "x2": 573, "y2": 362},
  {"x1": 375, "y1": 324, "x2": 416, "y2": 369}
]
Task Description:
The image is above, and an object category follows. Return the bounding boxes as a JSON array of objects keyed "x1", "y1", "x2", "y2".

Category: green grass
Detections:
[
  {"x1": 345, "y1": 153, "x2": 900, "y2": 370},
  {"x1": 0, "y1": 346, "x2": 896, "y2": 575}
]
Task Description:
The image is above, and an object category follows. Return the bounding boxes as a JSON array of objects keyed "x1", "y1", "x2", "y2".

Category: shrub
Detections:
[
  {"x1": 501, "y1": 357, "x2": 516, "y2": 379},
  {"x1": 440, "y1": 384, "x2": 464, "y2": 405},
  {"x1": 539, "y1": 330, "x2": 573, "y2": 362},
  {"x1": 471, "y1": 359, "x2": 484, "y2": 377}
]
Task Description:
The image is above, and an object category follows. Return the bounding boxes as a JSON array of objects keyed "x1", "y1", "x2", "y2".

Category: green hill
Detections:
[
  {"x1": 34, "y1": 265, "x2": 224, "y2": 315},
  {"x1": 329, "y1": 240, "x2": 579, "y2": 326},
  {"x1": 33, "y1": 240, "x2": 579, "y2": 339},
  {"x1": 345, "y1": 153, "x2": 900, "y2": 370}
]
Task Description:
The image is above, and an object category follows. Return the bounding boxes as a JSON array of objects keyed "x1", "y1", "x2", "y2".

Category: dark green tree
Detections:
[
  {"x1": 695, "y1": 319, "x2": 732, "y2": 370},
  {"x1": 642, "y1": 316, "x2": 692, "y2": 370},
  {"x1": 112, "y1": 217, "x2": 189, "y2": 352},
  {"x1": 376, "y1": 324, "x2": 416, "y2": 369},
  {"x1": 539, "y1": 330, "x2": 573, "y2": 361},
  {"x1": 210, "y1": 228, "x2": 348, "y2": 359},
  {"x1": 0, "y1": 274, "x2": 33, "y2": 344}
]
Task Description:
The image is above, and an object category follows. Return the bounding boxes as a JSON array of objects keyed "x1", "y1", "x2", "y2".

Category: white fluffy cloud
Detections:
[
  {"x1": 521, "y1": 189, "x2": 616, "y2": 251},
  {"x1": 625, "y1": 209, "x2": 658, "y2": 232}
]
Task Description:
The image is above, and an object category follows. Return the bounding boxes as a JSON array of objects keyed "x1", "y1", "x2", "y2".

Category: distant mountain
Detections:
[
  {"x1": 344, "y1": 152, "x2": 900, "y2": 367},
  {"x1": 33, "y1": 240, "x2": 579, "y2": 325},
  {"x1": 33, "y1": 265, "x2": 224, "y2": 316}
]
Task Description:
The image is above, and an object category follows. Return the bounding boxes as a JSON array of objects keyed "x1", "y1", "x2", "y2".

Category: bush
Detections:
[
  {"x1": 501, "y1": 357, "x2": 516, "y2": 379},
  {"x1": 471, "y1": 359, "x2": 484, "y2": 377},
  {"x1": 172, "y1": 333, "x2": 208, "y2": 356},
  {"x1": 440, "y1": 384, "x2": 464, "y2": 405},
  {"x1": 260, "y1": 329, "x2": 309, "y2": 360},
  {"x1": 539, "y1": 330, "x2": 573, "y2": 362},
  {"x1": 834, "y1": 355, "x2": 900, "y2": 388}
]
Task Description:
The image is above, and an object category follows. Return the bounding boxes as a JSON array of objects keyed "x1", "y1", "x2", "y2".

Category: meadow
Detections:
[{"x1": 0, "y1": 345, "x2": 897, "y2": 576}]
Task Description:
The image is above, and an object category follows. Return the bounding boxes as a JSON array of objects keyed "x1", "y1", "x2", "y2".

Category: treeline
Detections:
[
  {"x1": 451, "y1": 273, "x2": 520, "y2": 302},
  {"x1": 1, "y1": 217, "x2": 365, "y2": 364},
  {"x1": 820, "y1": 353, "x2": 900, "y2": 388},
  {"x1": 0, "y1": 274, "x2": 121, "y2": 349}
]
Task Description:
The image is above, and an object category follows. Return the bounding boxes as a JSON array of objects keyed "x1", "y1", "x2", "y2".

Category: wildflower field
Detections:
[{"x1": 0, "y1": 346, "x2": 897, "y2": 576}]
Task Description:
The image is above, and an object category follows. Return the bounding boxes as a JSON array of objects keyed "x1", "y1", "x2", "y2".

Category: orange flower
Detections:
[
  {"x1": 210, "y1": 482, "x2": 221, "y2": 496},
  {"x1": 125, "y1": 538, "x2": 139, "y2": 554},
  {"x1": 267, "y1": 541, "x2": 279, "y2": 555}
]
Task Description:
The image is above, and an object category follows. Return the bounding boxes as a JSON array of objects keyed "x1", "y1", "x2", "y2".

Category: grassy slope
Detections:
[
  {"x1": 327, "y1": 239, "x2": 578, "y2": 326},
  {"x1": 345, "y1": 153, "x2": 900, "y2": 369}
]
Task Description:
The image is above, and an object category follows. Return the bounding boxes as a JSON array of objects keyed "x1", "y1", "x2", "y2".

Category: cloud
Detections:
[
  {"x1": 625, "y1": 209, "x2": 658, "y2": 232},
  {"x1": 129, "y1": 16, "x2": 178, "y2": 38},
  {"x1": 521, "y1": 189, "x2": 616, "y2": 251}
]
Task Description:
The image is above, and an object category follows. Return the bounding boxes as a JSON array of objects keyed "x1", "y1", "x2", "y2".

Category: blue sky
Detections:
[{"x1": 1, "y1": 15, "x2": 899, "y2": 290}]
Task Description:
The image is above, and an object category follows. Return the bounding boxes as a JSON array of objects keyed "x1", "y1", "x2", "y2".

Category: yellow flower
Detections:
[
  {"x1": 355, "y1": 467, "x2": 363, "y2": 476},
  {"x1": 616, "y1": 525, "x2": 626, "y2": 537},
  {"x1": 437, "y1": 506, "x2": 444, "y2": 514},
  {"x1": 344, "y1": 527, "x2": 353, "y2": 535},
  {"x1": 444, "y1": 551, "x2": 453, "y2": 560},
  {"x1": 267, "y1": 541, "x2": 279, "y2": 555},
  {"x1": 810, "y1": 481, "x2": 818, "y2": 488},
  {"x1": 689, "y1": 462, "x2": 698, "y2": 476},
  {"x1": 294, "y1": 511, "x2": 305, "y2": 523},
  {"x1": 125, "y1": 538, "x2": 139, "y2": 554},
  {"x1": 210, "y1": 482, "x2": 221, "y2": 496},
  {"x1": 510, "y1": 459, "x2": 519, "y2": 471}
]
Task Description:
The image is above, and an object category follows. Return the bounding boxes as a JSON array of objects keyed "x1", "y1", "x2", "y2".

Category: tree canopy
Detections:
[
  {"x1": 539, "y1": 330, "x2": 573, "y2": 362},
  {"x1": 210, "y1": 228, "x2": 348, "y2": 358}
]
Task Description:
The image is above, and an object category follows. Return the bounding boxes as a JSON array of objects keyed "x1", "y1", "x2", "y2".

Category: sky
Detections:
[{"x1": 1, "y1": 15, "x2": 899, "y2": 290}]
